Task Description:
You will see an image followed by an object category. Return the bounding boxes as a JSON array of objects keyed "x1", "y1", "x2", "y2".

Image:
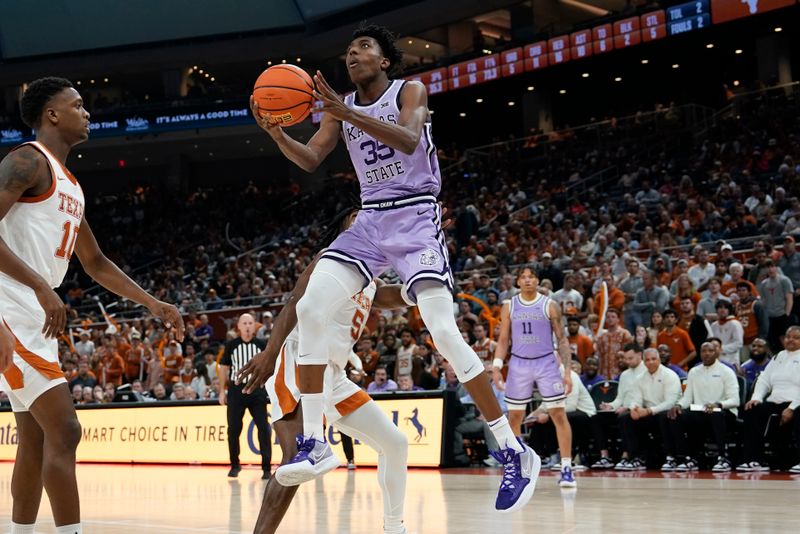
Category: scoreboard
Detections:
[
  {"x1": 309, "y1": 0, "x2": 797, "y2": 122},
  {"x1": 667, "y1": 0, "x2": 711, "y2": 35}
]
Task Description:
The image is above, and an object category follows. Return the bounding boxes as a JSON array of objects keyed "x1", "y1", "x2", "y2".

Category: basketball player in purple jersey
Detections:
[
  {"x1": 493, "y1": 266, "x2": 577, "y2": 487},
  {"x1": 250, "y1": 24, "x2": 538, "y2": 513}
]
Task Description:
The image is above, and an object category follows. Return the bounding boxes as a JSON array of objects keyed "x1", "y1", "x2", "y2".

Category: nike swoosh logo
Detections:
[
  {"x1": 463, "y1": 363, "x2": 476, "y2": 376},
  {"x1": 417, "y1": 209, "x2": 427, "y2": 215},
  {"x1": 298, "y1": 353, "x2": 310, "y2": 359}
]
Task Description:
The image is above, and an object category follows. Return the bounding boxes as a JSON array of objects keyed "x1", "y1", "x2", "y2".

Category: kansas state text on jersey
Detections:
[{"x1": 341, "y1": 80, "x2": 441, "y2": 202}]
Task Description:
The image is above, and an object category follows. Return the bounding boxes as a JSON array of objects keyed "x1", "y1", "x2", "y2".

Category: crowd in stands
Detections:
[{"x1": 5, "y1": 85, "x2": 799, "y2": 472}]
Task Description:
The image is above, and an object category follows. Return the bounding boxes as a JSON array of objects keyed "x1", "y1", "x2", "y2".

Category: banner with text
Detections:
[{"x1": 0, "y1": 397, "x2": 443, "y2": 466}]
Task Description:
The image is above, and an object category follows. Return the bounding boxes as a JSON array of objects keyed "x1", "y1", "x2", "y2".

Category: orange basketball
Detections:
[{"x1": 253, "y1": 64, "x2": 314, "y2": 127}]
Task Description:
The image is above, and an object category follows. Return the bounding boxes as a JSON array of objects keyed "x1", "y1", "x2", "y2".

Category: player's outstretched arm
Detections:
[
  {"x1": 237, "y1": 255, "x2": 320, "y2": 393},
  {"x1": 314, "y1": 72, "x2": 427, "y2": 155},
  {"x1": 0, "y1": 148, "x2": 68, "y2": 339},
  {"x1": 250, "y1": 95, "x2": 340, "y2": 173},
  {"x1": 74, "y1": 219, "x2": 184, "y2": 340}
]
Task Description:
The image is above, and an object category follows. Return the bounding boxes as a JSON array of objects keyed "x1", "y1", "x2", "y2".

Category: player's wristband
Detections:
[
  {"x1": 493, "y1": 358, "x2": 505, "y2": 370},
  {"x1": 400, "y1": 285, "x2": 416, "y2": 307}
]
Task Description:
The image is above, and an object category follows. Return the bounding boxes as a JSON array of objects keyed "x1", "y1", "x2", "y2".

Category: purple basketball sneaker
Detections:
[
  {"x1": 489, "y1": 437, "x2": 541, "y2": 513},
  {"x1": 275, "y1": 435, "x2": 341, "y2": 486}
]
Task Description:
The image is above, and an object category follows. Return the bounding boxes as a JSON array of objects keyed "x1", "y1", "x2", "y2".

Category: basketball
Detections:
[{"x1": 253, "y1": 64, "x2": 314, "y2": 127}]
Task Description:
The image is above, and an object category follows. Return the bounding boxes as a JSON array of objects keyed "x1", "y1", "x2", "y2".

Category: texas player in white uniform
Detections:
[
  {"x1": 237, "y1": 205, "x2": 411, "y2": 534},
  {"x1": 0, "y1": 77, "x2": 183, "y2": 534}
]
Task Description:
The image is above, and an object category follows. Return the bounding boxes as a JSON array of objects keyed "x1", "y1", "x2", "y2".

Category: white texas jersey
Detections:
[
  {"x1": 0, "y1": 141, "x2": 85, "y2": 290},
  {"x1": 288, "y1": 280, "x2": 377, "y2": 357}
]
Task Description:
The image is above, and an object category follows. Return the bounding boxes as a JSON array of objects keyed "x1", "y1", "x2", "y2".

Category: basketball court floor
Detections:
[{"x1": 0, "y1": 463, "x2": 797, "y2": 533}]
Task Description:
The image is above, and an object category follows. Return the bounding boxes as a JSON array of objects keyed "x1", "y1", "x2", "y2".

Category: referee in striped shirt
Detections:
[{"x1": 219, "y1": 313, "x2": 272, "y2": 478}]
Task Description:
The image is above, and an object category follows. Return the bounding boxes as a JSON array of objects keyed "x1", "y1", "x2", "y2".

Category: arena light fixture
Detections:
[
  {"x1": 735, "y1": 49, "x2": 743, "y2": 55},
  {"x1": 733, "y1": 80, "x2": 740, "y2": 86},
  {"x1": 104, "y1": 77, "x2": 109, "y2": 82},
  {"x1": 425, "y1": 44, "x2": 430, "y2": 49},
  {"x1": 641, "y1": 59, "x2": 649, "y2": 64},
  {"x1": 614, "y1": 77, "x2": 622, "y2": 82},
  {"x1": 90, "y1": 79, "x2": 95, "y2": 84},
  {"x1": 296, "y1": 57, "x2": 301, "y2": 62},
  {"x1": 706, "y1": 43, "x2": 714, "y2": 49},
  {"x1": 267, "y1": 61, "x2": 272, "y2": 66},
  {"x1": 582, "y1": 72, "x2": 589, "y2": 78},
  {"x1": 77, "y1": 154, "x2": 83, "y2": 159},
  {"x1": 459, "y1": 112, "x2": 466, "y2": 117},
  {"x1": 508, "y1": 101, "x2": 515, "y2": 106},
  {"x1": 199, "y1": 69, "x2": 204, "y2": 74},
  {"x1": 281, "y1": 59, "x2": 287, "y2": 63},
  {"x1": 476, "y1": 98, "x2": 483, "y2": 103},
  {"x1": 76, "y1": 81, "x2": 81, "y2": 85},
  {"x1": 210, "y1": 77, "x2": 215, "y2": 82},
  {"x1": 408, "y1": 40, "x2": 413, "y2": 44},
  {"x1": 527, "y1": 86, "x2": 535, "y2": 91},
  {"x1": 774, "y1": 27, "x2": 782, "y2": 33},
  {"x1": 672, "y1": 64, "x2": 679, "y2": 69},
  {"x1": 559, "y1": 89, "x2": 566, "y2": 94}
]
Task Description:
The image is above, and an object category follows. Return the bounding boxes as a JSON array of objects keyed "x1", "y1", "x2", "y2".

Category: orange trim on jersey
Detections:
[
  {"x1": 12, "y1": 142, "x2": 58, "y2": 203},
  {"x1": 29, "y1": 141, "x2": 79, "y2": 186},
  {"x1": 274, "y1": 346, "x2": 298, "y2": 416},
  {"x1": 2, "y1": 363, "x2": 24, "y2": 390},
  {"x1": 2, "y1": 320, "x2": 63, "y2": 381},
  {"x1": 335, "y1": 390, "x2": 371, "y2": 418}
]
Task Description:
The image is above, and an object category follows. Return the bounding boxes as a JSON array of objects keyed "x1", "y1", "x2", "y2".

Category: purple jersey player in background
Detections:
[
  {"x1": 493, "y1": 265, "x2": 577, "y2": 488},
  {"x1": 250, "y1": 24, "x2": 538, "y2": 516}
]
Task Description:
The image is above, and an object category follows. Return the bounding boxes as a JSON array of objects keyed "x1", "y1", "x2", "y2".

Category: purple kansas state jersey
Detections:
[
  {"x1": 505, "y1": 294, "x2": 566, "y2": 407},
  {"x1": 510, "y1": 295, "x2": 555, "y2": 359},
  {"x1": 342, "y1": 79, "x2": 441, "y2": 203}
]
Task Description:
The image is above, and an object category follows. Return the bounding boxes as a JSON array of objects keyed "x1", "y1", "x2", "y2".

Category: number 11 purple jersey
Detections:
[{"x1": 341, "y1": 80, "x2": 441, "y2": 203}]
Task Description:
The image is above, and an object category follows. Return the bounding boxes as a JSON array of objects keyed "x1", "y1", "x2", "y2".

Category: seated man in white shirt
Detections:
[
  {"x1": 710, "y1": 300, "x2": 744, "y2": 368},
  {"x1": 526, "y1": 366, "x2": 596, "y2": 470},
  {"x1": 616, "y1": 348, "x2": 682, "y2": 470},
  {"x1": 591, "y1": 343, "x2": 647, "y2": 469},
  {"x1": 737, "y1": 326, "x2": 800, "y2": 473},
  {"x1": 665, "y1": 342, "x2": 740, "y2": 472}
]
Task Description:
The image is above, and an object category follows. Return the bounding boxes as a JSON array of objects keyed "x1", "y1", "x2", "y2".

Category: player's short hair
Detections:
[
  {"x1": 20, "y1": 77, "x2": 74, "y2": 129},
  {"x1": 518, "y1": 264, "x2": 538, "y2": 278},
  {"x1": 663, "y1": 309, "x2": 677, "y2": 318},
  {"x1": 352, "y1": 23, "x2": 403, "y2": 77}
]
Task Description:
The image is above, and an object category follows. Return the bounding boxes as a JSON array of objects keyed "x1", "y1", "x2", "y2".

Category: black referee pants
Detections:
[{"x1": 227, "y1": 385, "x2": 272, "y2": 471}]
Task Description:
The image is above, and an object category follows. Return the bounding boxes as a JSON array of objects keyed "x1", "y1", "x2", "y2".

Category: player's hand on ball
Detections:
[
  {"x1": 0, "y1": 321, "x2": 13, "y2": 373},
  {"x1": 35, "y1": 286, "x2": 67, "y2": 339},
  {"x1": 149, "y1": 301, "x2": 185, "y2": 341},
  {"x1": 236, "y1": 349, "x2": 275, "y2": 394},
  {"x1": 250, "y1": 95, "x2": 283, "y2": 138},
  {"x1": 313, "y1": 71, "x2": 351, "y2": 122}
]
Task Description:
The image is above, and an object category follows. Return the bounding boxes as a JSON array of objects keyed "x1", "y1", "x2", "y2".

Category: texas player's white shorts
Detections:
[
  {"x1": 0, "y1": 284, "x2": 68, "y2": 413},
  {"x1": 266, "y1": 335, "x2": 371, "y2": 424}
]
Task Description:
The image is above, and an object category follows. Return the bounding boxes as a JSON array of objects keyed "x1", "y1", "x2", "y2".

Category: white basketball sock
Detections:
[
  {"x1": 10, "y1": 523, "x2": 35, "y2": 534},
  {"x1": 336, "y1": 401, "x2": 408, "y2": 531},
  {"x1": 562, "y1": 457, "x2": 572, "y2": 469},
  {"x1": 55, "y1": 524, "x2": 82, "y2": 534},
  {"x1": 300, "y1": 393, "x2": 325, "y2": 441},
  {"x1": 488, "y1": 416, "x2": 523, "y2": 453}
]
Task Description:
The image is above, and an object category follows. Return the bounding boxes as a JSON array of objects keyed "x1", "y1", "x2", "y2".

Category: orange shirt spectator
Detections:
[
  {"x1": 595, "y1": 283, "x2": 626, "y2": 327},
  {"x1": 163, "y1": 351, "x2": 184, "y2": 384},
  {"x1": 98, "y1": 353, "x2": 126, "y2": 387},
  {"x1": 657, "y1": 311, "x2": 696, "y2": 368}
]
